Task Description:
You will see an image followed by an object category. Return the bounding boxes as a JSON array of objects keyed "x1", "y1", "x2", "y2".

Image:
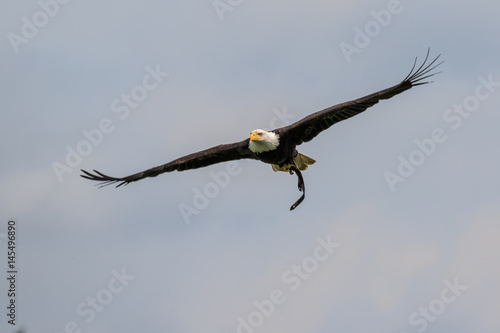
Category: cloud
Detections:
[{"x1": 445, "y1": 203, "x2": 500, "y2": 332}]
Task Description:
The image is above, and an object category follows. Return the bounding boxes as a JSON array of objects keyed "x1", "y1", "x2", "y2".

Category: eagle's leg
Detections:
[{"x1": 289, "y1": 163, "x2": 305, "y2": 211}]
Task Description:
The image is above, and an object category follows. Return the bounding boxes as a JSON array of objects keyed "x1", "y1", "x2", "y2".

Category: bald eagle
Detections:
[{"x1": 81, "y1": 50, "x2": 442, "y2": 210}]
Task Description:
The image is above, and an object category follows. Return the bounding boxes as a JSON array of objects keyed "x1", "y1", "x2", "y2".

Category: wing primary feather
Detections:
[
  {"x1": 80, "y1": 169, "x2": 127, "y2": 188},
  {"x1": 404, "y1": 48, "x2": 444, "y2": 85},
  {"x1": 402, "y1": 56, "x2": 419, "y2": 83}
]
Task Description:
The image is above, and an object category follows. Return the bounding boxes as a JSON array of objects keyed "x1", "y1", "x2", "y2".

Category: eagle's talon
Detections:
[{"x1": 289, "y1": 165, "x2": 306, "y2": 209}]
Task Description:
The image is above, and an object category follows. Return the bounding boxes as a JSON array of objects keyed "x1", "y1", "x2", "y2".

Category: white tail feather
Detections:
[{"x1": 272, "y1": 152, "x2": 316, "y2": 172}]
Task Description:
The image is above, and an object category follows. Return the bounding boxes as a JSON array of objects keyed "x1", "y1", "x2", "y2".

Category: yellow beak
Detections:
[{"x1": 250, "y1": 132, "x2": 260, "y2": 141}]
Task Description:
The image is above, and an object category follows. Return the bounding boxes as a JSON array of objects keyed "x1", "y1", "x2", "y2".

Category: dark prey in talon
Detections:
[{"x1": 81, "y1": 49, "x2": 443, "y2": 210}]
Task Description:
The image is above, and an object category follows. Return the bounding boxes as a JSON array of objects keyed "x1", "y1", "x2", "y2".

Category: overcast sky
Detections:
[{"x1": 1, "y1": 1, "x2": 500, "y2": 332}]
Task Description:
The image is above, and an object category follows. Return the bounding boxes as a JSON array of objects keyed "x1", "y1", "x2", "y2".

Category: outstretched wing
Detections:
[
  {"x1": 81, "y1": 139, "x2": 254, "y2": 187},
  {"x1": 275, "y1": 49, "x2": 443, "y2": 145}
]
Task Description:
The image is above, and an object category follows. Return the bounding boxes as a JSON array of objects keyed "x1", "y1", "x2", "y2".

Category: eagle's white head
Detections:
[{"x1": 248, "y1": 129, "x2": 280, "y2": 153}]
